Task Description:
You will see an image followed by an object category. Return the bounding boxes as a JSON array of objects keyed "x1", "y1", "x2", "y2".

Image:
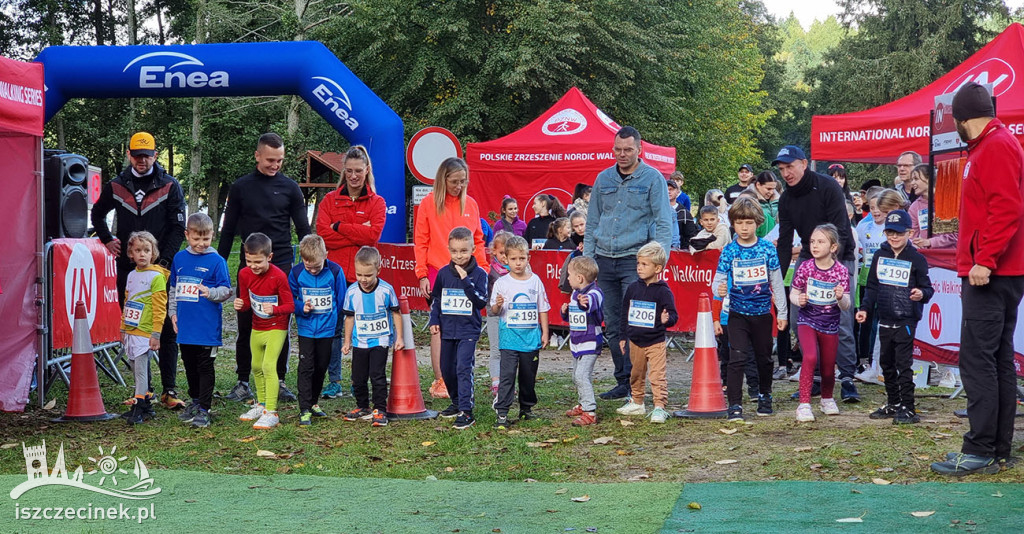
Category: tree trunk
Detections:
[
  {"x1": 92, "y1": 0, "x2": 104, "y2": 45},
  {"x1": 207, "y1": 177, "x2": 222, "y2": 233},
  {"x1": 189, "y1": 98, "x2": 202, "y2": 215},
  {"x1": 286, "y1": 0, "x2": 309, "y2": 140}
]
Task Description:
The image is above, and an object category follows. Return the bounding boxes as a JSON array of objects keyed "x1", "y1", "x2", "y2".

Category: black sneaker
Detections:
[
  {"x1": 278, "y1": 381, "x2": 298, "y2": 403},
  {"x1": 840, "y1": 380, "x2": 860, "y2": 403},
  {"x1": 123, "y1": 403, "x2": 146, "y2": 425},
  {"x1": 518, "y1": 410, "x2": 539, "y2": 421},
  {"x1": 893, "y1": 406, "x2": 920, "y2": 425},
  {"x1": 343, "y1": 407, "x2": 372, "y2": 421},
  {"x1": 931, "y1": 453, "x2": 1000, "y2": 476},
  {"x1": 178, "y1": 401, "x2": 201, "y2": 423},
  {"x1": 439, "y1": 404, "x2": 460, "y2": 418},
  {"x1": 453, "y1": 412, "x2": 475, "y2": 429},
  {"x1": 869, "y1": 404, "x2": 899, "y2": 420},
  {"x1": 225, "y1": 381, "x2": 253, "y2": 402},
  {"x1": 998, "y1": 455, "x2": 1020, "y2": 469},
  {"x1": 493, "y1": 415, "x2": 511, "y2": 429},
  {"x1": 191, "y1": 409, "x2": 211, "y2": 428},
  {"x1": 756, "y1": 394, "x2": 773, "y2": 417},
  {"x1": 727, "y1": 404, "x2": 744, "y2": 421},
  {"x1": 598, "y1": 384, "x2": 629, "y2": 400},
  {"x1": 747, "y1": 387, "x2": 759, "y2": 403},
  {"x1": 790, "y1": 381, "x2": 821, "y2": 400}
]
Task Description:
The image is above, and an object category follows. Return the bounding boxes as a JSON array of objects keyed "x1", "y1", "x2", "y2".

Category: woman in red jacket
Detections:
[
  {"x1": 317, "y1": 145, "x2": 387, "y2": 282},
  {"x1": 315, "y1": 145, "x2": 386, "y2": 399},
  {"x1": 414, "y1": 157, "x2": 488, "y2": 398}
]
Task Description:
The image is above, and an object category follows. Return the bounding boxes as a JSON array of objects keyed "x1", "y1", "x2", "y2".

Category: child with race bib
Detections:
[
  {"x1": 168, "y1": 214, "x2": 232, "y2": 428},
  {"x1": 616, "y1": 242, "x2": 678, "y2": 423},
  {"x1": 854, "y1": 188, "x2": 904, "y2": 380},
  {"x1": 289, "y1": 235, "x2": 347, "y2": 426},
  {"x1": 342, "y1": 246, "x2": 403, "y2": 427},
  {"x1": 121, "y1": 231, "x2": 167, "y2": 425},
  {"x1": 714, "y1": 197, "x2": 789, "y2": 421},
  {"x1": 491, "y1": 235, "x2": 550, "y2": 429},
  {"x1": 234, "y1": 233, "x2": 294, "y2": 430},
  {"x1": 560, "y1": 256, "x2": 604, "y2": 426},
  {"x1": 789, "y1": 224, "x2": 851, "y2": 421},
  {"x1": 856, "y1": 210, "x2": 933, "y2": 424},
  {"x1": 487, "y1": 231, "x2": 513, "y2": 395},
  {"x1": 429, "y1": 227, "x2": 490, "y2": 430}
]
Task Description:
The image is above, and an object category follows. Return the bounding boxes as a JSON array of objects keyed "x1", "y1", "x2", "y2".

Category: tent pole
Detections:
[{"x1": 35, "y1": 139, "x2": 46, "y2": 408}]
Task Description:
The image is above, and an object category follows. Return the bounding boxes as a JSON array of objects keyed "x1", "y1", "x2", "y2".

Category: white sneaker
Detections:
[
  {"x1": 649, "y1": 407, "x2": 669, "y2": 423},
  {"x1": 253, "y1": 410, "x2": 279, "y2": 430},
  {"x1": 796, "y1": 403, "x2": 814, "y2": 422},
  {"x1": 820, "y1": 398, "x2": 840, "y2": 415},
  {"x1": 616, "y1": 401, "x2": 646, "y2": 416},
  {"x1": 239, "y1": 403, "x2": 265, "y2": 421},
  {"x1": 788, "y1": 368, "x2": 801, "y2": 382}
]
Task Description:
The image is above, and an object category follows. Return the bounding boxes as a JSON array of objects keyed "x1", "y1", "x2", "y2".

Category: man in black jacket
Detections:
[
  {"x1": 774, "y1": 145, "x2": 862, "y2": 402},
  {"x1": 91, "y1": 131, "x2": 187, "y2": 410},
  {"x1": 217, "y1": 132, "x2": 312, "y2": 402}
]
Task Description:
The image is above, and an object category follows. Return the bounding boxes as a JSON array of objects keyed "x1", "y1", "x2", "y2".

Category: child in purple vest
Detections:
[{"x1": 560, "y1": 256, "x2": 604, "y2": 426}]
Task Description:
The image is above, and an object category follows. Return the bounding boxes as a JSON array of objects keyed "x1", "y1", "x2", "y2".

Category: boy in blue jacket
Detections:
[
  {"x1": 429, "y1": 227, "x2": 490, "y2": 429},
  {"x1": 168, "y1": 213, "x2": 233, "y2": 428},
  {"x1": 289, "y1": 235, "x2": 347, "y2": 426}
]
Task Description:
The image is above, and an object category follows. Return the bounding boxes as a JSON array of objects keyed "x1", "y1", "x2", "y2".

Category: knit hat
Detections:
[{"x1": 952, "y1": 82, "x2": 995, "y2": 121}]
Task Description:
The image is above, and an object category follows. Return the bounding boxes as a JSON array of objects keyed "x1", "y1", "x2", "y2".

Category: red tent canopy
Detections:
[
  {"x1": 0, "y1": 55, "x2": 44, "y2": 412},
  {"x1": 811, "y1": 23, "x2": 1024, "y2": 164},
  {"x1": 466, "y1": 87, "x2": 676, "y2": 221}
]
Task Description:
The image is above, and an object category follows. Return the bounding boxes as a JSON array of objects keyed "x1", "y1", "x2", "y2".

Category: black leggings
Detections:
[
  {"x1": 180, "y1": 344, "x2": 215, "y2": 410},
  {"x1": 726, "y1": 313, "x2": 774, "y2": 406}
]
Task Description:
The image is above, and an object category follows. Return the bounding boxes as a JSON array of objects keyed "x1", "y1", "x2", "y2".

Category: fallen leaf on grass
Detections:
[
  {"x1": 422, "y1": 441, "x2": 436, "y2": 447},
  {"x1": 715, "y1": 459, "x2": 738, "y2": 465},
  {"x1": 809, "y1": 464, "x2": 823, "y2": 471},
  {"x1": 293, "y1": 463, "x2": 304, "y2": 468},
  {"x1": 688, "y1": 502, "x2": 702, "y2": 510},
  {"x1": 445, "y1": 467, "x2": 454, "y2": 472},
  {"x1": 526, "y1": 442, "x2": 552, "y2": 448},
  {"x1": 554, "y1": 488, "x2": 568, "y2": 495},
  {"x1": 910, "y1": 511, "x2": 935, "y2": 517},
  {"x1": 718, "y1": 428, "x2": 737, "y2": 435},
  {"x1": 793, "y1": 446, "x2": 814, "y2": 452},
  {"x1": 184, "y1": 499, "x2": 196, "y2": 503},
  {"x1": 871, "y1": 478, "x2": 891, "y2": 485},
  {"x1": 239, "y1": 436, "x2": 258, "y2": 443},
  {"x1": 850, "y1": 489, "x2": 862, "y2": 494},
  {"x1": 992, "y1": 491, "x2": 1004, "y2": 498},
  {"x1": 592, "y1": 436, "x2": 614, "y2": 445},
  {"x1": 626, "y1": 474, "x2": 649, "y2": 481},
  {"x1": 546, "y1": 509, "x2": 558, "y2": 513},
  {"x1": 544, "y1": 438, "x2": 561, "y2": 443},
  {"x1": 524, "y1": 478, "x2": 538, "y2": 483},
  {"x1": 42, "y1": 399, "x2": 56, "y2": 410},
  {"x1": 256, "y1": 449, "x2": 277, "y2": 459},
  {"x1": 619, "y1": 419, "x2": 634, "y2": 427},
  {"x1": 562, "y1": 437, "x2": 577, "y2": 443},
  {"x1": 836, "y1": 517, "x2": 863, "y2": 523},
  {"x1": 0, "y1": 443, "x2": 18, "y2": 450},
  {"x1": 571, "y1": 495, "x2": 591, "y2": 502},
  {"x1": 875, "y1": 467, "x2": 894, "y2": 473},
  {"x1": 916, "y1": 455, "x2": 930, "y2": 460},
  {"x1": 615, "y1": 449, "x2": 632, "y2": 456}
]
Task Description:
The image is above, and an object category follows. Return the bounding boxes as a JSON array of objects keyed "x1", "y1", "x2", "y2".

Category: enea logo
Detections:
[
  {"x1": 943, "y1": 57, "x2": 1015, "y2": 97},
  {"x1": 929, "y1": 303, "x2": 942, "y2": 339},
  {"x1": 311, "y1": 76, "x2": 359, "y2": 131},
  {"x1": 542, "y1": 108, "x2": 587, "y2": 136},
  {"x1": 123, "y1": 52, "x2": 229, "y2": 89}
]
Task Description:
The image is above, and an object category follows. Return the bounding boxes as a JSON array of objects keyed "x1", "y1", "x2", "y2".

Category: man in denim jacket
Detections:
[{"x1": 583, "y1": 126, "x2": 674, "y2": 400}]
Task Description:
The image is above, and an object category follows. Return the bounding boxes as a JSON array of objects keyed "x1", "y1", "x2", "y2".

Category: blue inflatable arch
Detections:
[{"x1": 35, "y1": 41, "x2": 406, "y2": 242}]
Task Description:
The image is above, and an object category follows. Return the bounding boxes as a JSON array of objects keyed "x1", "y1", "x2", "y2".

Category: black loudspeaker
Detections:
[{"x1": 44, "y1": 151, "x2": 89, "y2": 240}]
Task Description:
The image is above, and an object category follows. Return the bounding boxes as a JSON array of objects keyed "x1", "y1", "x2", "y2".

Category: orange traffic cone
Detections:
[
  {"x1": 674, "y1": 293, "x2": 728, "y2": 419},
  {"x1": 54, "y1": 301, "x2": 118, "y2": 422},
  {"x1": 387, "y1": 296, "x2": 438, "y2": 420}
]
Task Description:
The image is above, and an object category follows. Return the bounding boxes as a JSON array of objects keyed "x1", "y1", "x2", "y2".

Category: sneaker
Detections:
[
  {"x1": 772, "y1": 366, "x2": 789, "y2": 380},
  {"x1": 598, "y1": 384, "x2": 630, "y2": 401},
  {"x1": 869, "y1": 404, "x2": 899, "y2": 420},
  {"x1": 796, "y1": 403, "x2": 814, "y2": 422},
  {"x1": 616, "y1": 401, "x2": 646, "y2": 416},
  {"x1": 429, "y1": 379, "x2": 450, "y2": 399},
  {"x1": 931, "y1": 453, "x2": 1000, "y2": 476},
  {"x1": 565, "y1": 404, "x2": 584, "y2": 417},
  {"x1": 571, "y1": 412, "x2": 597, "y2": 426},
  {"x1": 191, "y1": 409, "x2": 211, "y2": 428},
  {"x1": 518, "y1": 410, "x2": 539, "y2": 421},
  {"x1": 893, "y1": 406, "x2": 920, "y2": 425},
  {"x1": 140, "y1": 395, "x2": 156, "y2": 419},
  {"x1": 178, "y1": 401, "x2": 201, "y2": 423},
  {"x1": 299, "y1": 411, "x2": 312, "y2": 426},
  {"x1": 787, "y1": 367, "x2": 801, "y2": 382},
  {"x1": 727, "y1": 404, "x2": 744, "y2": 421},
  {"x1": 854, "y1": 369, "x2": 883, "y2": 385},
  {"x1": 371, "y1": 409, "x2": 389, "y2": 427},
  {"x1": 756, "y1": 394, "x2": 773, "y2": 417},
  {"x1": 239, "y1": 403, "x2": 265, "y2": 421},
  {"x1": 310, "y1": 404, "x2": 328, "y2": 417},
  {"x1": 649, "y1": 407, "x2": 669, "y2": 424},
  {"x1": 790, "y1": 381, "x2": 821, "y2": 400},
  {"x1": 120, "y1": 397, "x2": 139, "y2": 419},
  {"x1": 161, "y1": 390, "x2": 186, "y2": 410},
  {"x1": 278, "y1": 381, "x2": 297, "y2": 403},
  {"x1": 344, "y1": 407, "x2": 372, "y2": 421},
  {"x1": 225, "y1": 381, "x2": 253, "y2": 402},
  {"x1": 439, "y1": 404, "x2": 461, "y2": 418},
  {"x1": 493, "y1": 415, "x2": 511, "y2": 429},
  {"x1": 453, "y1": 412, "x2": 475, "y2": 429},
  {"x1": 747, "y1": 387, "x2": 759, "y2": 403},
  {"x1": 840, "y1": 380, "x2": 860, "y2": 403},
  {"x1": 123, "y1": 402, "x2": 146, "y2": 425},
  {"x1": 820, "y1": 398, "x2": 840, "y2": 416},
  {"x1": 998, "y1": 455, "x2": 1020, "y2": 469},
  {"x1": 321, "y1": 381, "x2": 344, "y2": 399},
  {"x1": 253, "y1": 410, "x2": 279, "y2": 430}
]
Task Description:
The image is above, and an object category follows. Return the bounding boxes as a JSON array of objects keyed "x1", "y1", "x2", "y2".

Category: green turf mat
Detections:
[
  {"x1": 661, "y1": 481, "x2": 1024, "y2": 533},
  {"x1": 1, "y1": 471, "x2": 682, "y2": 533}
]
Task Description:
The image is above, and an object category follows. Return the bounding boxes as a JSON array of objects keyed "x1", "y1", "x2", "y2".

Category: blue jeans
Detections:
[
  {"x1": 328, "y1": 335, "x2": 343, "y2": 383},
  {"x1": 596, "y1": 255, "x2": 638, "y2": 387}
]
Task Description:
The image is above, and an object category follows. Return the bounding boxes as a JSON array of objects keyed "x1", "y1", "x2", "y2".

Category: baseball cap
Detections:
[
  {"x1": 666, "y1": 178, "x2": 679, "y2": 189},
  {"x1": 129, "y1": 132, "x2": 156, "y2": 157},
  {"x1": 771, "y1": 145, "x2": 807, "y2": 166},
  {"x1": 884, "y1": 210, "x2": 911, "y2": 233},
  {"x1": 738, "y1": 164, "x2": 754, "y2": 173}
]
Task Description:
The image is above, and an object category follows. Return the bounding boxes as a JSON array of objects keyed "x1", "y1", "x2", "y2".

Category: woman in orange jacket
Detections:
[{"x1": 414, "y1": 157, "x2": 488, "y2": 398}]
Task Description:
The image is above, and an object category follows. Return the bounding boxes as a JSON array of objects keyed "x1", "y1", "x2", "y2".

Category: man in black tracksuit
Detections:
[
  {"x1": 217, "y1": 133, "x2": 311, "y2": 402},
  {"x1": 857, "y1": 210, "x2": 933, "y2": 423},
  {"x1": 91, "y1": 132, "x2": 186, "y2": 409}
]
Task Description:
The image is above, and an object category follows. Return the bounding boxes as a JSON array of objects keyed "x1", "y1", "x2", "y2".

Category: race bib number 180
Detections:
[
  {"x1": 627, "y1": 300, "x2": 656, "y2": 329},
  {"x1": 877, "y1": 258, "x2": 912, "y2": 287},
  {"x1": 355, "y1": 311, "x2": 390, "y2": 338}
]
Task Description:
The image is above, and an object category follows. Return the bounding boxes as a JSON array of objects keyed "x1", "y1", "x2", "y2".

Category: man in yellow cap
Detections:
[{"x1": 92, "y1": 131, "x2": 187, "y2": 412}]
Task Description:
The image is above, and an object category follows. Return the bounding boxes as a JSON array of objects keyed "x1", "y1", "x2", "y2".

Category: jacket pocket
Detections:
[{"x1": 626, "y1": 185, "x2": 651, "y2": 209}]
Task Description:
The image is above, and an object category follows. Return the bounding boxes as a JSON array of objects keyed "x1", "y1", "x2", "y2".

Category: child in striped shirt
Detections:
[{"x1": 560, "y1": 256, "x2": 604, "y2": 426}]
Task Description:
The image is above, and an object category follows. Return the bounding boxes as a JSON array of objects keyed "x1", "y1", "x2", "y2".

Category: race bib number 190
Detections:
[
  {"x1": 627, "y1": 300, "x2": 656, "y2": 329},
  {"x1": 877, "y1": 258, "x2": 912, "y2": 287}
]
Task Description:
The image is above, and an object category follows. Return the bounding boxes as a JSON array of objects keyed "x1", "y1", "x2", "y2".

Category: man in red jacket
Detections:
[{"x1": 932, "y1": 82, "x2": 1024, "y2": 476}]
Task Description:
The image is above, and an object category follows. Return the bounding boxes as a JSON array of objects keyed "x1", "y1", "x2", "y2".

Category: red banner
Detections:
[
  {"x1": 51, "y1": 239, "x2": 121, "y2": 349},
  {"x1": 377, "y1": 243, "x2": 430, "y2": 311},
  {"x1": 0, "y1": 56, "x2": 44, "y2": 137}
]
